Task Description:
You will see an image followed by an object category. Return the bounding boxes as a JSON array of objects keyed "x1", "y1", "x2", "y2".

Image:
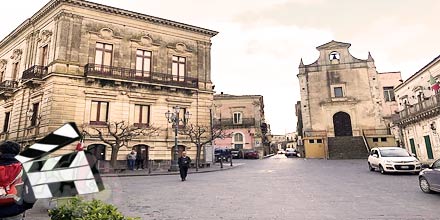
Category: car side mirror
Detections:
[{"x1": 411, "y1": 153, "x2": 416, "y2": 157}]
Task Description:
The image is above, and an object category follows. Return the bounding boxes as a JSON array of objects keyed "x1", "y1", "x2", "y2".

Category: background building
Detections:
[
  {"x1": 212, "y1": 93, "x2": 269, "y2": 157},
  {"x1": 297, "y1": 40, "x2": 401, "y2": 159},
  {"x1": 0, "y1": 0, "x2": 217, "y2": 170},
  {"x1": 394, "y1": 55, "x2": 440, "y2": 162}
]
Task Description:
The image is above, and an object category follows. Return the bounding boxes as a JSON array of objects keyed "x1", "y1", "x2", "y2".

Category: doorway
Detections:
[{"x1": 333, "y1": 112, "x2": 353, "y2": 136}]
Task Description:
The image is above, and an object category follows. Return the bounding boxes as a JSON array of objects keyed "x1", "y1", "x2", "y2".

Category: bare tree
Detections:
[
  {"x1": 179, "y1": 123, "x2": 227, "y2": 171},
  {"x1": 83, "y1": 121, "x2": 159, "y2": 167}
]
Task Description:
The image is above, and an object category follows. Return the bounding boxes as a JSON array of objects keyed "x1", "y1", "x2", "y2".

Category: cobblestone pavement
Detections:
[{"x1": 26, "y1": 156, "x2": 440, "y2": 220}]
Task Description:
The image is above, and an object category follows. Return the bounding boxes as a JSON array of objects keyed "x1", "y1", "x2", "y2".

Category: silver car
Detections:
[{"x1": 419, "y1": 159, "x2": 440, "y2": 193}]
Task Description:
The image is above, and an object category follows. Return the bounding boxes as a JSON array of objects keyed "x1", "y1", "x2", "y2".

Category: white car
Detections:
[{"x1": 368, "y1": 147, "x2": 421, "y2": 174}]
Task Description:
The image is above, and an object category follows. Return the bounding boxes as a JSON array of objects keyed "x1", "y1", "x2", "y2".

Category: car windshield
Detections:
[{"x1": 379, "y1": 148, "x2": 410, "y2": 157}]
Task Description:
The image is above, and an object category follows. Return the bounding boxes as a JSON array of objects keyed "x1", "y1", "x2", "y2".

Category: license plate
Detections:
[{"x1": 401, "y1": 166, "x2": 409, "y2": 169}]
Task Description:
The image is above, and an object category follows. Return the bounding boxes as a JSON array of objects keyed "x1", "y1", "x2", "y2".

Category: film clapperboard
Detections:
[{"x1": 15, "y1": 122, "x2": 104, "y2": 198}]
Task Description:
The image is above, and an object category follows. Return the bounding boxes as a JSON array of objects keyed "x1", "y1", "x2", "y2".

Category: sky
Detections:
[{"x1": 1, "y1": 0, "x2": 439, "y2": 135}]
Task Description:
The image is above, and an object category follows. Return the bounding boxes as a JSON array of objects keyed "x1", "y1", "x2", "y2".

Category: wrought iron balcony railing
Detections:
[
  {"x1": 22, "y1": 65, "x2": 47, "y2": 80},
  {"x1": 213, "y1": 118, "x2": 257, "y2": 128},
  {"x1": 398, "y1": 93, "x2": 440, "y2": 121},
  {"x1": 84, "y1": 64, "x2": 199, "y2": 88},
  {"x1": 0, "y1": 80, "x2": 18, "y2": 90}
]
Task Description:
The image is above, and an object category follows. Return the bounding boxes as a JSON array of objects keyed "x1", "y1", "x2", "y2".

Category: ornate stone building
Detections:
[
  {"x1": 297, "y1": 40, "x2": 401, "y2": 159},
  {"x1": 212, "y1": 93, "x2": 270, "y2": 157},
  {"x1": 394, "y1": 55, "x2": 440, "y2": 162},
  {"x1": 0, "y1": 0, "x2": 217, "y2": 169}
]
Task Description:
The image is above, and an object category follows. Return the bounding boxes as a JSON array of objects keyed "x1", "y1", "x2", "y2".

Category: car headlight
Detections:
[
  {"x1": 384, "y1": 160, "x2": 393, "y2": 164},
  {"x1": 413, "y1": 160, "x2": 420, "y2": 163}
]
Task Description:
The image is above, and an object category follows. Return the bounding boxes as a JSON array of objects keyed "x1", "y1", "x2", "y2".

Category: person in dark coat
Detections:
[
  {"x1": 177, "y1": 151, "x2": 191, "y2": 181},
  {"x1": 0, "y1": 141, "x2": 36, "y2": 220},
  {"x1": 135, "y1": 148, "x2": 146, "y2": 170}
]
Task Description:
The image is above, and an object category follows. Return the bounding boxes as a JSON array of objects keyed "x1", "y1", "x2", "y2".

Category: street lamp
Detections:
[{"x1": 165, "y1": 106, "x2": 190, "y2": 171}]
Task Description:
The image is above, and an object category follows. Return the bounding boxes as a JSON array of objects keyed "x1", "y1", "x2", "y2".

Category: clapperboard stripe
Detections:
[
  {"x1": 23, "y1": 150, "x2": 104, "y2": 199},
  {"x1": 15, "y1": 123, "x2": 81, "y2": 163}
]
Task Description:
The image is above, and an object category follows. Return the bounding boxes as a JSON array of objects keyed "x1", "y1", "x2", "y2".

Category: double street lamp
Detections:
[{"x1": 165, "y1": 106, "x2": 190, "y2": 172}]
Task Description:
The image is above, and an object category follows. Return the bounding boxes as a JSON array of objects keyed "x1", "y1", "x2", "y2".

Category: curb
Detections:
[
  {"x1": 263, "y1": 154, "x2": 275, "y2": 159},
  {"x1": 101, "y1": 163, "x2": 244, "y2": 178}
]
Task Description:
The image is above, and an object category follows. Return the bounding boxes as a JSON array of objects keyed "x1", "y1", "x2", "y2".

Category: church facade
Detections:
[{"x1": 297, "y1": 41, "x2": 401, "y2": 159}]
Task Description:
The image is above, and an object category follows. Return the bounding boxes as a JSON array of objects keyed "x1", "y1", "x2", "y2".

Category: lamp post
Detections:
[{"x1": 165, "y1": 106, "x2": 190, "y2": 172}]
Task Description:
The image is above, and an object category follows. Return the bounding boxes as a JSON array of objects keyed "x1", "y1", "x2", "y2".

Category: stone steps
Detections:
[{"x1": 328, "y1": 136, "x2": 368, "y2": 159}]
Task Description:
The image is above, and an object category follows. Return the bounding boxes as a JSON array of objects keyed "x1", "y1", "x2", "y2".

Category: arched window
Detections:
[{"x1": 234, "y1": 133, "x2": 243, "y2": 142}]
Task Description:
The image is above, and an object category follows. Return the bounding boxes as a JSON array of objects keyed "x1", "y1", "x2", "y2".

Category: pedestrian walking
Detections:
[
  {"x1": 0, "y1": 141, "x2": 36, "y2": 220},
  {"x1": 178, "y1": 151, "x2": 191, "y2": 181},
  {"x1": 127, "y1": 150, "x2": 136, "y2": 171},
  {"x1": 135, "y1": 148, "x2": 146, "y2": 170}
]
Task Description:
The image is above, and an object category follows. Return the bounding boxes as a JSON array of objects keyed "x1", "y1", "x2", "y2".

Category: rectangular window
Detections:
[
  {"x1": 334, "y1": 87, "x2": 343, "y2": 97},
  {"x1": 135, "y1": 50, "x2": 152, "y2": 78},
  {"x1": 12, "y1": 62, "x2": 19, "y2": 81},
  {"x1": 373, "y1": 137, "x2": 379, "y2": 142},
  {"x1": 178, "y1": 107, "x2": 187, "y2": 127},
  {"x1": 95, "y1": 43, "x2": 113, "y2": 68},
  {"x1": 171, "y1": 56, "x2": 186, "y2": 82},
  {"x1": 233, "y1": 112, "x2": 242, "y2": 124},
  {"x1": 134, "y1": 105, "x2": 150, "y2": 126},
  {"x1": 309, "y1": 139, "x2": 315, "y2": 143},
  {"x1": 30, "y1": 103, "x2": 39, "y2": 126},
  {"x1": 380, "y1": 137, "x2": 387, "y2": 142},
  {"x1": 383, "y1": 87, "x2": 395, "y2": 102},
  {"x1": 90, "y1": 101, "x2": 109, "y2": 125},
  {"x1": 41, "y1": 45, "x2": 48, "y2": 66},
  {"x1": 317, "y1": 139, "x2": 322, "y2": 143},
  {"x1": 3, "y1": 112, "x2": 10, "y2": 132}
]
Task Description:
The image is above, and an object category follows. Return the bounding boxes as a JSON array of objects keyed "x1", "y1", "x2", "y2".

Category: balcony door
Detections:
[
  {"x1": 95, "y1": 43, "x2": 113, "y2": 74},
  {"x1": 135, "y1": 50, "x2": 151, "y2": 79},
  {"x1": 172, "y1": 56, "x2": 185, "y2": 82}
]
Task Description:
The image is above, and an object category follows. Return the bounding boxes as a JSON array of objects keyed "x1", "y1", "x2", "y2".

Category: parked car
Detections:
[
  {"x1": 367, "y1": 147, "x2": 421, "y2": 174},
  {"x1": 285, "y1": 148, "x2": 299, "y2": 157},
  {"x1": 231, "y1": 149, "x2": 240, "y2": 159},
  {"x1": 419, "y1": 159, "x2": 440, "y2": 193},
  {"x1": 244, "y1": 150, "x2": 259, "y2": 159},
  {"x1": 214, "y1": 148, "x2": 231, "y2": 162},
  {"x1": 277, "y1": 149, "x2": 286, "y2": 154}
]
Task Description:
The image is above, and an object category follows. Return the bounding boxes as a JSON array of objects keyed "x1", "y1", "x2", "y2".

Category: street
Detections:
[{"x1": 27, "y1": 156, "x2": 440, "y2": 220}]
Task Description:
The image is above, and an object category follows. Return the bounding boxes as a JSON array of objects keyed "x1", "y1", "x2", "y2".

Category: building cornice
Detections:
[
  {"x1": 395, "y1": 54, "x2": 440, "y2": 91},
  {"x1": 0, "y1": 0, "x2": 218, "y2": 48}
]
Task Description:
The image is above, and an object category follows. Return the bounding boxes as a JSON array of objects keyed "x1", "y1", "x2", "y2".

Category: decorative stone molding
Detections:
[
  {"x1": 38, "y1": 30, "x2": 53, "y2": 43},
  {"x1": 130, "y1": 34, "x2": 160, "y2": 47},
  {"x1": 54, "y1": 11, "x2": 84, "y2": 21},
  {"x1": 167, "y1": 42, "x2": 192, "y2": 53},
  {"x1": 10, "y1": 49, "x2": 22, "y2": 61},
  {"x1": 99, "y1": 28, "x2": 114, "y2": 40},
  {"x1": 0, "y1": 59, "x2": 7, "y2": 72}
]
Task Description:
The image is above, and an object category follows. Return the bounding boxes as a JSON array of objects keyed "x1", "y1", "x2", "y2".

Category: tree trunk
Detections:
[
  {"x1": 196, "y1": 143, "x2": 201, "y2": 172},
  {"x1": 110, "y1": 146, "x2": 119, "y2": 168}
]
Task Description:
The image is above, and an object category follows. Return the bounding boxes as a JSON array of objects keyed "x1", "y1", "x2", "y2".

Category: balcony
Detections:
[
  {"x1": 0, "y1": 80, "x2": 19, "y2": 99},
  {"x1": 213, "y1": 118, "x2": 256, "y2": 129},
  {"x1": 84, "y1": 64, "x2": 199, "y2": 89},
  {"x1": 397, "y1": 93, "x2": 440, "y2": 125},
  {"x1": 22, "y1": 65, "x2": 47, "y2": 80}
]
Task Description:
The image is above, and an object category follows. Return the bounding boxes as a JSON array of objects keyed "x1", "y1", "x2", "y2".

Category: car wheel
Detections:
[
  {"x1": 419, "y1": 177, "x2": 432, "y2": 193},
  {"x1": 379, "y1": 165, "x2": 386, "y2": 174},
  {"x1": 368, "y1": 163, "x2": 375, "y2": 171}
]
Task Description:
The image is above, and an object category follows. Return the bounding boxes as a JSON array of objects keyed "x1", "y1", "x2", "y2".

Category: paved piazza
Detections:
[{"x1": 27, "y1": 155, "x2": 440, "y2": 220}]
